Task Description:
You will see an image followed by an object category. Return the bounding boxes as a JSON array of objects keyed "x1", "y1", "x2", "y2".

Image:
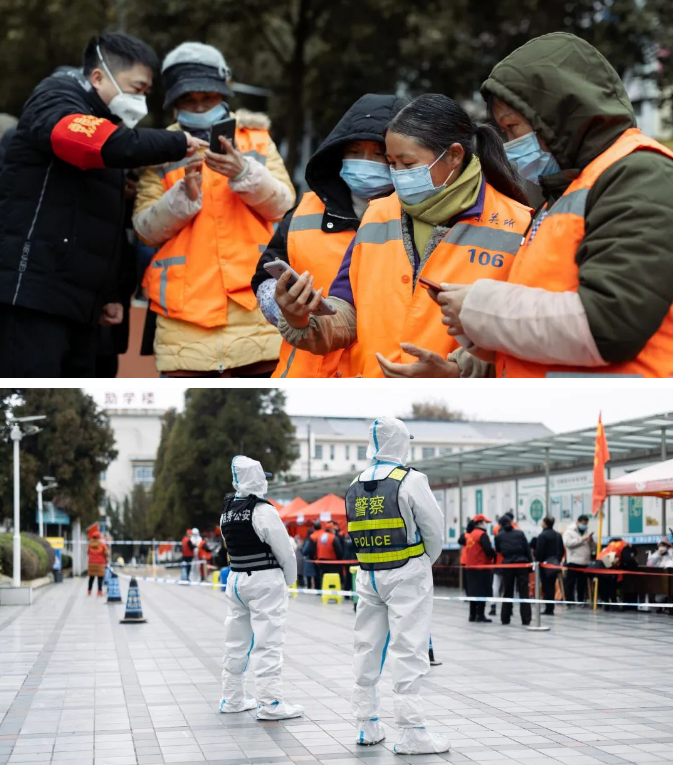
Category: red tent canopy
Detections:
[
  {"x1": 283, "y1": 494, "x2": 347, "y2": 534},
  {"x1": 278, "y1": 496, "x2": 308, "y2": 521}
]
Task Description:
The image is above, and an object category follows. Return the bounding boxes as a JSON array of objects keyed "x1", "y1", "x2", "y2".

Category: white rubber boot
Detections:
[
  {"x1": 219, "y1": 696, "x2": 257, "y2": 714},
  {"x1": 356, "y1": 718, "x2": 385, "y2": 746},
  {"x1": 256, "y1": 700, "x2": 304, "y2": 720},
  {"x1": 393, "y1": 727, "x2": 451, "y2": 754}
]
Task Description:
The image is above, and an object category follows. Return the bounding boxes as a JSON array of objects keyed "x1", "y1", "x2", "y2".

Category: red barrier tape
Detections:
[{"x1": 539, "y1": 563, "x2": 673, "y2": 577}]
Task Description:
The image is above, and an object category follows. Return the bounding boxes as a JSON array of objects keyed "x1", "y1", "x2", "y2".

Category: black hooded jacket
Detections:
[
  {"x1": 251, "y1": 93, "x2": 405, "y2": 294},
  {"x1": 0, "y1": 70, "x2": 186, "y2": 326}
]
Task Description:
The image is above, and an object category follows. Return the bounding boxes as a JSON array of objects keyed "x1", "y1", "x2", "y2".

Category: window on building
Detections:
[
  {"x1": 345, "y1": 445, "x2": 350, "y2": 460},
  {"x1": 330, "y1": 444, "x2": 335, "y2": 461},
  {"x1": 357, "y1": 445, "x2": 367, "y2": 461},
  {"x1": 422, "y1": 447, "x2": 435, "y2": 458},
  {"x1": 314, "y1": 444, "x2": 323, "y2": 459},
  {"x1": 440, "y1": 447, "x2": 453, "y2": 455},
  {"x1": 132, "y1": 462, "x2": 154, "y2": 488}
]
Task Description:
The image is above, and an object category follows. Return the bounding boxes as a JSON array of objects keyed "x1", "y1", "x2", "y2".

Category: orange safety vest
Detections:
[
  {"x1": 316, "y1": 531, "x2": 337, "y2": 560},
  {"x1": 273, "y1": 192, "x2": 355, "y2": 378},
  {"x1": 599, "y1": 539, "x2": 628, "y2": 564},
  {"x1": 345, "y1": 185, "x2": 532, "y2": 377},
  {"x1": 497, "y1": 128, "x2": 673, "y2": 378},
  {"x1": 464, "y1": 528, "x2": 491, "y2": 567},
  {"x1": 143, "y1": 127, "x2": 273, "y2": 328}
]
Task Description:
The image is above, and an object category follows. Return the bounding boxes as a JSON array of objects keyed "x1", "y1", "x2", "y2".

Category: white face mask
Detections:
[{"x1": 96, "y1": 45, "x2": 148, "y2": 129}]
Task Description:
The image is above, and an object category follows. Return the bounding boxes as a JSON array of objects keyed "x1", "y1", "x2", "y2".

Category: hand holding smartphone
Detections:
[
  {"x1": 209, "y1": 117, "x2": 237, "y2": 154},
  {"x1": 263, "y1": 260, "x2": 336, "y2": 317}
]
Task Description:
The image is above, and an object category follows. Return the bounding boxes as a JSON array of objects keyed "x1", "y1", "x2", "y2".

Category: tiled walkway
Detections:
[{"x1": 1, "y1": 576, "x2": 673, "y2": 765}]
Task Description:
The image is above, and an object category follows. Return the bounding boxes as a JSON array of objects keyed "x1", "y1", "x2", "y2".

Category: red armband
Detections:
[{"x1": 51, "y1": 114, "x2": 118, "y2": 170}]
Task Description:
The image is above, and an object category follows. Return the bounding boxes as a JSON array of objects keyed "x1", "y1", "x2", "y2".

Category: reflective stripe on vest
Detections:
[
  {"x1": 347, "y1": 517, "x2": 405, "y2": 532},
  {"x1": 273, "y1": 191, "x2": 355, "y2": 378},
  {"x1": 497, "y1": 128, "x2": 673, "y2": 378},
  {"x1": 152, "y1": 256, "x2": 187, "y2": 315},
  {"x1": 356, "y1": 542, "x2": 425, "y2": 565},
  {"x1": 143, "y1": 126, "x2": 274, "y2": 327},
  {"x1": 346, "y1": 186, "x2": 532, "y2": 377}
]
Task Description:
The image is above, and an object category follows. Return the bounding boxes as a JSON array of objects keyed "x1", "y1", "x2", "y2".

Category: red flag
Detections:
[{"x1": 592, "y1": 413, "x2": 610, "y2": 515}]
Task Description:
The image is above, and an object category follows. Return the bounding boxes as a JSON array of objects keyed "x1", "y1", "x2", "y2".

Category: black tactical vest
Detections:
[
  {"x1": 345, "y1": 467, "x2": 425, "y2": 571},
  {"x1": 220, "y1": 494, "x2": 280, "y2": 574}
]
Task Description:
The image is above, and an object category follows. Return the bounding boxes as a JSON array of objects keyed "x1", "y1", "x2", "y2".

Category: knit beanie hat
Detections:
[{"x1": 162, "y1": 42, "x2": 233, "y2": 108}]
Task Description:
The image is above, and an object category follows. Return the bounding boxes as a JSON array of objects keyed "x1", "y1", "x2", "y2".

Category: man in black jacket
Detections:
[
  {"x1": 495, "y1": 515, "x2": 533, "y2": 625},
  {"x1": 534, "y1": 516, "x2": 565, "y2": 615},
  {"x1": 0, "y1": 32, "x2": 204, "y2": 377}
]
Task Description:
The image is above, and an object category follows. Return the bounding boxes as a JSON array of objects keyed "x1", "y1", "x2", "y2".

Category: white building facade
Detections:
[
  {"x1": 287, "y1": 417, "x2": 552, "y2": 482},
  {"x1": 100, "y1": 408, "x2": 165, "y2": 506}
]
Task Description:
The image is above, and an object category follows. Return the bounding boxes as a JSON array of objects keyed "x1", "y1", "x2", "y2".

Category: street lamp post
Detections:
[
  {"x1": 11, "y1": 425, "x2": 21, "y2": 588},
  {"x1": 37, "y1": 477, "x2": 58, "y2": 538},
  {"x1": 9, "y1": 416, "x2": 46, "y2": 588}
]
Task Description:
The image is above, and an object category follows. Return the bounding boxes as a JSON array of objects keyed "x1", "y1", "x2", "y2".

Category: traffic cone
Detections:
[
  {"x1": 120, "y1": 577, "x2": 147, "y2": 624},
  {"x1": 106, "y1": 571, "x2": 122, "y2": 603}
]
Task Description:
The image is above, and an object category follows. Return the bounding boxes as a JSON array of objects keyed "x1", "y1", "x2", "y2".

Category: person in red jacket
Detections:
[
  {"x1": 87, "y1": 532, "x2": 109, "y2": 596},
  {"x1": 460, "y1": 514, "x2": 496, "y2": 623},
  {"x1": 181, "y1": 529, "x2": 195, "y2": 580}
]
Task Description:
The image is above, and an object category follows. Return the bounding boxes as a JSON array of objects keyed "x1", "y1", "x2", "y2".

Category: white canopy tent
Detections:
[{"x1": 606, "y1": 458, "x2": 673, "y2": 499}]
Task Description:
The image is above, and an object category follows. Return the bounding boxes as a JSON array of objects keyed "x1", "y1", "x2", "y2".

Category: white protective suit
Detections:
[
  {"x1": 351, "y1": 418, "x2": 450, "y2": 755},
  {"x1": 220, "y1": 456, "x2": 303, "y2": 720}
]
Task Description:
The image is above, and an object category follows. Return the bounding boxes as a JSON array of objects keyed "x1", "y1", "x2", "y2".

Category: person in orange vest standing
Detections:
[
  {"x1": 252, "y1": 94, "x2": 404, "y2": 378},
  {"x1": 133, "y1": 42, "x2": 295, "y2": 377},
  {"x1": 461, "y1": 514, "x2": 496, "y2": 623},
  {"x1": 181, "y1": 528, "x2": 194, "y2": 580},
  {"x1": 432, "y1": 33, "x2": 673, "y2": 379},
  {"x1": 274, "y1": 93, "x2": 532, "y2": 378},
  {"x1": 87, "y1": 532, "x2": 109, "y2": 596}
]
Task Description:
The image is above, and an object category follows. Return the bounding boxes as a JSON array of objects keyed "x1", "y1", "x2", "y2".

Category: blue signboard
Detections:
[{"x1": 35, "y1": 502, "x2": 70, "y2": 526}]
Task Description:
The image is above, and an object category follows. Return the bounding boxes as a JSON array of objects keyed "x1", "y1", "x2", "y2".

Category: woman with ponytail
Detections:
[{"x1": 274, "y1": 94, "x2": 532, "y2": 378}]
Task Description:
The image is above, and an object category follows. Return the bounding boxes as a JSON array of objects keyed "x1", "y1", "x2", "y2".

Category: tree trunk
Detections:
[{"x1": 284, "y1": 0, "x2": 310, "y2": 181}]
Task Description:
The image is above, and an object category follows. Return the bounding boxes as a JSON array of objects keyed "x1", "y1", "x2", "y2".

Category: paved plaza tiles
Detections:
[{"x1": 1, "y1": 577, "x2": 673, "y2": 765}]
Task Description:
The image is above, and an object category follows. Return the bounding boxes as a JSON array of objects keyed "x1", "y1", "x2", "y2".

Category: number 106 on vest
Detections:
[{"x1": 468, "y1": 249, "x2": 504, "y2": 267}]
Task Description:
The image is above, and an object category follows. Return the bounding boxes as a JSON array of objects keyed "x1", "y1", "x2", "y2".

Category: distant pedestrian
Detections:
[
  {"x1": 563, "y1": 515, "x2": 593, "y2": 606},
  {"x1": 495, "y1": 515, "x2": 532, "y2": 625},
  {"x1": 294, "y1": 535, "x2": 305, "y2": 587},
  {"x1": 87, "y1": 532, "x2": 109, "y2": 596},
  {"x1": 459, "y1": 514, "x2": 496, "y2": 623},
  {"x1": 534, "y1": 516, "x2": 564, "y2": 615}
]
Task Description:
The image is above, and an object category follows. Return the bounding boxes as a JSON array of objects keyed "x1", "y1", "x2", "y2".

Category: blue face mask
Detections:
[
  {"x1": 504, "y1": 132, "x2": 560, "y2": 185},
  {"x1": 177, "y1": 102, "x2": 228, "y2": 131},
  {"x1": 339, "y1": 159, "x2": 394, "y2": 200},
  {"x1": 577, "y1": 524, "x2": 588, "y2": 533},
  {"x1": 390, "y1": 149, "x2": 455, "y2": 205}
]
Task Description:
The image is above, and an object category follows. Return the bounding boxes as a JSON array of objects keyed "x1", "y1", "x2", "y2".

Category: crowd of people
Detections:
[
  {"x1": 2, "y1": 30, "x2": 673, "y2": 377},
  {"x1": 458, "y1": 510, "x2": 673, "y2": 621}
]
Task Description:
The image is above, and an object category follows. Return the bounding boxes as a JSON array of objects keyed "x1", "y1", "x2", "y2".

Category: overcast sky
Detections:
[{"x1": 83, "y1": 383, "x2": 673, "y2": 435}]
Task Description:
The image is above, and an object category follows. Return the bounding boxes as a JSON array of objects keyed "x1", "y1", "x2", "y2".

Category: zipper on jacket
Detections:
[{"x1": 13, "y1": 161, "x2": 53, "y2": 304}]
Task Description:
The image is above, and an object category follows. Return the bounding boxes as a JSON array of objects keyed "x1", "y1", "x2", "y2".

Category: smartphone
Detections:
[
  {"x1": 419, "y1": 275, "x2": 475, "y2": 350},
  {"x1": 210, "y1": 117, "x2": 237, "y2": 154},
  {"x1": 263, "y1": 260, "x2": 337, "y2": 317},
  {"x1": 419, "y1": 276, "x2": 442, "y2": 292}
]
